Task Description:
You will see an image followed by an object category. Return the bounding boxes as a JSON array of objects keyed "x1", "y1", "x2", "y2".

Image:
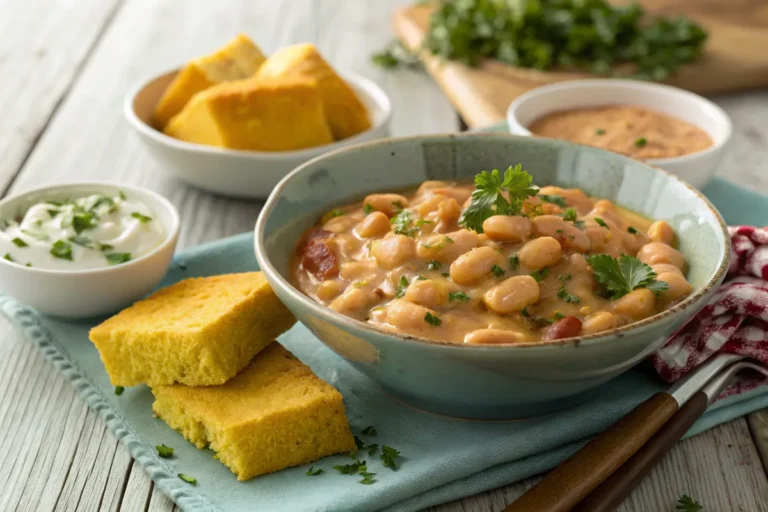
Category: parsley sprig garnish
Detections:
[
  {"x1": 449, "y1": 291, "x2": 471, "y2": 302},
  {"x1": 557, "y1": 274, "x2": 580, "y2": 303},
  {"x1": 586, "y1": 254, "x2": 668, "y2": 299},
  {"x1": 676, "y1": 494, "x2": 703, "y2": 511},
  {"x1": 459, "y1": 165, "x2": 537, "y2": 233},
  {"x1": 395, "y1": 275, "x2": 409, "y2": 299},
  {"x1": 381, "y1": 445, "x2": 401, "y2": 470},
  {"x1": 306, "y1": 465, "x2": 324, "y2": 476}
]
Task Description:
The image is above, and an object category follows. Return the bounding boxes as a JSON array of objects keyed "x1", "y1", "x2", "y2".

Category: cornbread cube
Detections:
[
  {"x1": 152, "y1": 343, "x2": 355, "y2": 481},
  {"x1": 89, "y1": 272, "x2": 296, "y2": 387},
  {"x1": 256, "y1": 43, "x2": 371, "y2": 140},
  {"x1": 153, "y1": 34, "x2": 266, "y2": 128},
  {"x1": 163, "y1": 77, "x2": 334, "y2": 151}
]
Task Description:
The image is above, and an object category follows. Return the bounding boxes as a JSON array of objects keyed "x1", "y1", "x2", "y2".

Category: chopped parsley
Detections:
[
  {"x1": 131, "y1": 211, "x2": 152, "y2": 223},
  {"x1": 70, "y1": 234, "x2": 91, "y2": 247},
  {"x1": 490, "y1": 264, "x2": 505, "y2": 277},
  {"x1": 557, "y1": 274, "x2": 580, "y2": 303},
  {"x1": 459, "y1": 164, "x2": 537, "y2": 233},
  {"x1": 427, "y1": 260, "x2": 441, "y2": 271},
  {"x1": 635, "y1": 137, "x2": 648, "y2": 147},
  {"x1": 381, "y1": 445, "x2": 401, "y2": 470},
  {"x1": 509, "y1": 254, "x2": 520, "y2": 270},
  {"x1": 395, "y1": 275, "x2": 409, "y2": 298},
  {"x1": 594, "y1": 217, "x2": 608, "y2": 228},
  {"x1": 114, "y1": 386, "x2": 124, "y2": 395},
  {"x1": 363, "y1": 203, "x2": 374, "y2": 215},
  {"x1": 366, "y1": 444, "x2": 379, "y2": 456},
  {"x1": 530, "y1": 268, "x2": 549, "y2": 282},
  {"x1": 553, "y1": 312, "x2": 565, "y2": 320},
  {"x1": 47, "y1": 209, "x2": 59, "y2": 218},
  {"x1": 105, "y1": 252, "x2": 131, "y2": 265},
  {"x1": 50, "y1": 240, "x2": 73, "y2": 260},
  {"x1": 390, "y1": 209, "x2": 419, "y2": 237},
  {"x1": 362, "y1": 425, "x2": 377, "y2": 436},
  {"x1": 11, "y1": 237, "x2": 28, "y2": 248},
  {"x1": 88, "y1": 195, "x2": 114, "y2": 212},
  {"x1": 359, "y1": 470, "x2": 377, "y2": 485},
  {"x1": 628, "y1": 226, "x2": 639, "y2": 234},
  {"x1": 306, "y1": 465, "x2": 324, "y2": 476},
  {"x1": 415, "y1": 275, "x2": 427, "y2": 281},
  {"x1": 424, "y1": 312, "x2": 442, "y2": 326},
  {"x1": 156, "y1": 444, "x2": 174, "y2": 458},
  {"x1": 392, "y1": 200, "x2": 404, "y2": 212},
  {"x1": 595, "y1": 128, "x2": 606, "y2": 135},
  {"x1": 586, "y1": 254, "x2": 669, "y2": 299},
  {"x1": 561, "y1": 208, "x2": 585, "y2": 228},
  {"x1": 449, "y1": 291, "x2": 471, "y2": 302},
  {"x1": 441, "y1": 272, "x2": 450, "y2": 278},
  {"x1": 676, "y1": 494, "x2": 703, "y2": 512},
  {"x1": 415, "y1": 218, "x2": 433, "y2": 227},
  {"x1": 72, "y1": 212, "x2": 97, "y2": 233},
  {"x1": 25, "y1": 262, "x2": 31, "y2": 267},
  {"x1": 521, "y1": 307, "x2": 530, "y2": 317},
  {"x1": 98, "y1": 243, "x2": 114, "y2": 251},
  {"x1": 333, "y1": 460, "x2": 367, "y2": 475},
  {"x1": 119, "y1": 190, "x2": 127, "y2": 200},
  {"x1": 539, "y1": 194, "x2": 567, "y2": 208},
  {"x1": 178, "y1": 474, "x2": 197, "y2": 485}
]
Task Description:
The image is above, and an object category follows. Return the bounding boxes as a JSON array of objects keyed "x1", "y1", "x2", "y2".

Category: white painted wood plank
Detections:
[
  {"x1": 100, "y1": 445, "x2": 136, "y2": 512},
  {"x1": 120, "y1": 461, "x2": 153, "y2": 512},
  {"x1": 0, "y1": 0, "x2": 120, "y2": 192}
]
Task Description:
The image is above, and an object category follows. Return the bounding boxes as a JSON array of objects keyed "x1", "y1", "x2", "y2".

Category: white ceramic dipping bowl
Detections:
[
  {"x1": 506, "y1": 79, "x2": 732, "y2": 189},
  {"x1": 0, "y1": 182, "x2": 180, "y2": 318},
  {"x1": 125, "y1": 68, "x2": 392, "y2": 199}
]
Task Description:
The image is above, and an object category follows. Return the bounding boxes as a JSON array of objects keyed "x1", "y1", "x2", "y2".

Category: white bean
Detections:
[
  {"x1": 464, "y1": 328, "x2": 529, "y2": 345},
  {"x1": 450, "y1": 246, "x2": 505, "y2": 284},
  {"x1": 371, "y1": 234, "x2": 415, "y2": 270},
  {"x1": 518, "y1": 236, "x2": 562, "y2": 270},
  {"x1": 483, "y1": 275, "x2": 540, "y2": 314},
  {"x1": 355, "y1": 211, "x2": 391, "y2": 238},
  {"x1": 613, "y1": 288, "x2": 656, "y2": 321},
  {"x1": 364, "y1": 193, "x2": 408, "y2": 217},
  {"x1": 532, "y1": 215, "x2": 591, "y2": 252},
  {"x1": 637, "y1": 242, "x2": 685, "y2": 270},
  {"x1": 482, "y1": 215, "x2": 532, "y2": 242}
]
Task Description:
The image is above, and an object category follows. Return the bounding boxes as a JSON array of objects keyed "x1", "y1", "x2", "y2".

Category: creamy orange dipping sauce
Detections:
[
  {"x1": 293, "y1": 180, "x2": 692, "y2": 345},
  {"x1": 529, "y1": 106, "x2": 713, "y2": 160}
]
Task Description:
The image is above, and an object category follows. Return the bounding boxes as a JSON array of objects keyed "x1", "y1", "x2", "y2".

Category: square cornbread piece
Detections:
[
  {"x1": 163, "y1": 77, "x2": 334, "y2": 151},
  {"x1": 152, "y1": 343, "x2": 355, "y2": 481},
  {"x1": 256, "y1": 43, "x2": 371, "y2": 140},
  {"x1": 90, "y1": 272, "x2": 296, "y2": 387},
  {"x1": 153, "y1": 34, "x2": 266, "y2": 128}
]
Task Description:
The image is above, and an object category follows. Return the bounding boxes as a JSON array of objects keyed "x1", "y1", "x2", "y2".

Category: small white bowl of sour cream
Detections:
[{"x1": 0, "y1": 182, "x2": 180, "y2": 318}]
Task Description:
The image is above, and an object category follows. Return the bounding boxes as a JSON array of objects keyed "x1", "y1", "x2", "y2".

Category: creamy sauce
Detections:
[
  {"x1": 0, "y1": 192, "x2": 166, "y2": 270},
  {"x1": 528, "y1": 105, "x2": 713, "y2": 160},
  {"x1": 293, "y1": 180, "x2": 692, "y2": 345}
]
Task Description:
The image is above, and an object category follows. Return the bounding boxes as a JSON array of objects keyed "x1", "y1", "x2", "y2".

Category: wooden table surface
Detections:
[{"x1": 1, "y1": 1, "x2": 767, "y2": 511}]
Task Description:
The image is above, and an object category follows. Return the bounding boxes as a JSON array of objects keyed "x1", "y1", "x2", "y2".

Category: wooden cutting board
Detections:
[{"x1": 394, "y1": 1, "x2": 768, "y2": 128}]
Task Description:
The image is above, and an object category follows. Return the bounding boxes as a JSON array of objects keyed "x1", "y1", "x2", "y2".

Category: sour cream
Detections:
[{"x1": 0, "y1": 192, "x2": 166, "y2": 270}]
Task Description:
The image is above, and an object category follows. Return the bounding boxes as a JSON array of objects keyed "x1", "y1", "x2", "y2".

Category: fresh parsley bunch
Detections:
[
  {"x1": 419, "y1": 0, "x2": 707, "y2": 80},
  {"x1": 458, "y1": 164, "x2": 537, "y2": 233}
]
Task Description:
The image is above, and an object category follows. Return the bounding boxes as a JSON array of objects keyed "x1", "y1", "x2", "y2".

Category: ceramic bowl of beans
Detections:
[{"x1": 254, "y1": 133, "x2": 730, "y2": 420}]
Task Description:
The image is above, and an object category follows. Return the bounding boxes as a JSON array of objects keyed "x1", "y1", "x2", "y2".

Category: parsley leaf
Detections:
[
  {"x1": 322, "y1": 209, "x2": 345, "y2": 223},
  {"x1": 395, "y1": 275, "x2": 409, "y2": 299},
  {"x1": 490, "y1": 264, "x2": 505, "y2": 277},
  {"x1": 50, "y1": 240, "x2": 73, "y2": 260},
  {"x1": 530, "y1": 268, "x2": 549, "y2": 282},
  {"x1": 3, "y1": 253, "x2": 12, "y2": 262},
  {"x1": 594, "y1": 217, "x2": 608, "y2": 228},
  {"x1": 561, "y1": 208, "x2": 585, "y2": 228},
  {"x1": 424, "y1": 312, "x2": 442, "y2": 326},
  {"x1": 333, "y1": 460, "x2": 367, "y2": 475},
  {"x1": 459, "y1": 165, "x2": 537, "y2": 233},
  {"x1": 381, "y1": 445, "x2": 401, "y2": 470},
  {"x1": 11, "y1": 237, "x2": 28, "y2": 248},
  {"x1": 362, "y1": 425, "x2": 377, "y2": 436},
  {"x1": 586, "y1": 254, "x2": 669, "y2": 299},
  {"x1": 557, "y1": 274, "x2": 580, "y2": 303},
  {"x1": 306, "y1": 465, "x2": 324, "y2": 476},
  {"x1": 359, "y1": 470, "x2": 377, "y2": 485},
  {"x1": 391, "y1": 209, "x2": 419, "y2": 237},
  {"x1": 70, "y1": 234, "x2": 92, "y2": 247},
  {"x1": 178, "y1": 474, "x2": 197, "y2": 485},
  {"x1": 676, "y1": 494, "x2": 703, "y2": 512},
  {"x1": 363, "y1": 203, "x2": 374, "y2": 215},
  {"x1": 628, "y1": 226, "x2": 639, "y2": 234},
  {"x1": 539, "y1": 195, "x2": 567, "y2": 208},
  {"x1": 105, "y1": 252, "x2": 131, "y2": 265},
  {"x1": 156, "y1": 444, "x2": 174, "y2": 458},
  {"x1": 509, "y1": 254, "x2": 520, "y2": 270},
  {"x1": 427, "y1": 260, "x2": 441, "y2": 271},
  {"x1": 131, "y1": 211, "x2": 152, "y2": 223},
  {"x1": 72, "y1": 212, "x2": 96, "y2": 234},
  {"x1": 114, "y1": 386, "x2": 124, "y2": 395},
  {"x1": 366, "y1": 443, "x2": 379, "y2": 456},
  {"x1": 449, "y1": 291, "x2": 471, "y2": 302},
  {"x1": 595, "y1": 128, "x2": 606, "y2": 135},
  {"x1": 635, "y1": 137, "x2": 648, "y2": 148}
]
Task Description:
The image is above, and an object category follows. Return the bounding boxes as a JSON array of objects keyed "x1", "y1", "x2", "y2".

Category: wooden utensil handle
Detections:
[
  {"x1": 504, "y1": 392, "x2": 679, "y2": 512},
  {"x1": 573, "y1": 391, "x2": 709, "y2": 512}
]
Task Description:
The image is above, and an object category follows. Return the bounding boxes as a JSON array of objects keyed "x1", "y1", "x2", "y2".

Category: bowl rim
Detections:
[
  {"x1": 0, "y1": 181, "x2": 180, "y2": 276},
  {"x1": 254, "y1": 132, "x2": 731, "y2": 351},
  {"x1": 123, "y1": 67, "x2": 393, "y2": 160},
  {"x1": 505, "y1": 78, "x2": 733, "y2": 167}
]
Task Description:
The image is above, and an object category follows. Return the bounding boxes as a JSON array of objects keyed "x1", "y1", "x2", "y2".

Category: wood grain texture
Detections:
[
  {"x1": 0, "y1": 0, "x2": 766, "y2": 511},
  {"x1": 394, "y1": 2, "x2": 768, "y2": 127},
  {"x1": 0, "y1": 0, "x2": 121, "y2": 193}
]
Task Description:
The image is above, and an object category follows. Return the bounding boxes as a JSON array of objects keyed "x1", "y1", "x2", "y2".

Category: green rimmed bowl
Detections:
[{"x1": 254, "y1": 133, "x2": 730, "y2": 420}]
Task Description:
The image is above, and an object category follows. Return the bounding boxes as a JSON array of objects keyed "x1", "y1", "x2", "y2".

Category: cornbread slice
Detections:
[
  {"x1": 256, "y1": 43, "x2": 371, "y2": 140},
  {"x1": 153, "y1": 34, "x2": 266, "y2": 128},
  {"x1": 152, "y1": 343, "x2": 355, "y2": 481},
  {"x1": 163, "y1": 77, "x2": 334, "y2": 151},
  {"x1": 90, "y1": 272, "x2": 296, "y2": 387}
]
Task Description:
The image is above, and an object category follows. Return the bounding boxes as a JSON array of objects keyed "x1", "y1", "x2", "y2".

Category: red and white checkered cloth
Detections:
[{"x1": 652, "y1": 227, "x2": 768, "y2": 395}]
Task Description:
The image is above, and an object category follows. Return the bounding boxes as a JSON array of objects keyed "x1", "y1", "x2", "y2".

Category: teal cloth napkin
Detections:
[{"x1": 2, "y1": 176, "x2": 767, "y2": 512}]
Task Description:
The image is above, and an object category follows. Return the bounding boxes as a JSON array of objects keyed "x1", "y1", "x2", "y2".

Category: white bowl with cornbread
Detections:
[
  {"x1": 0, "y1": 182, "x2": 180, "y2": 318},
  {"x1": 506, "y1": 79, "x2": 732, "y2": 189},
  {"x1": 125, "y1": 37, "x2": 391, "y2": 199}
]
